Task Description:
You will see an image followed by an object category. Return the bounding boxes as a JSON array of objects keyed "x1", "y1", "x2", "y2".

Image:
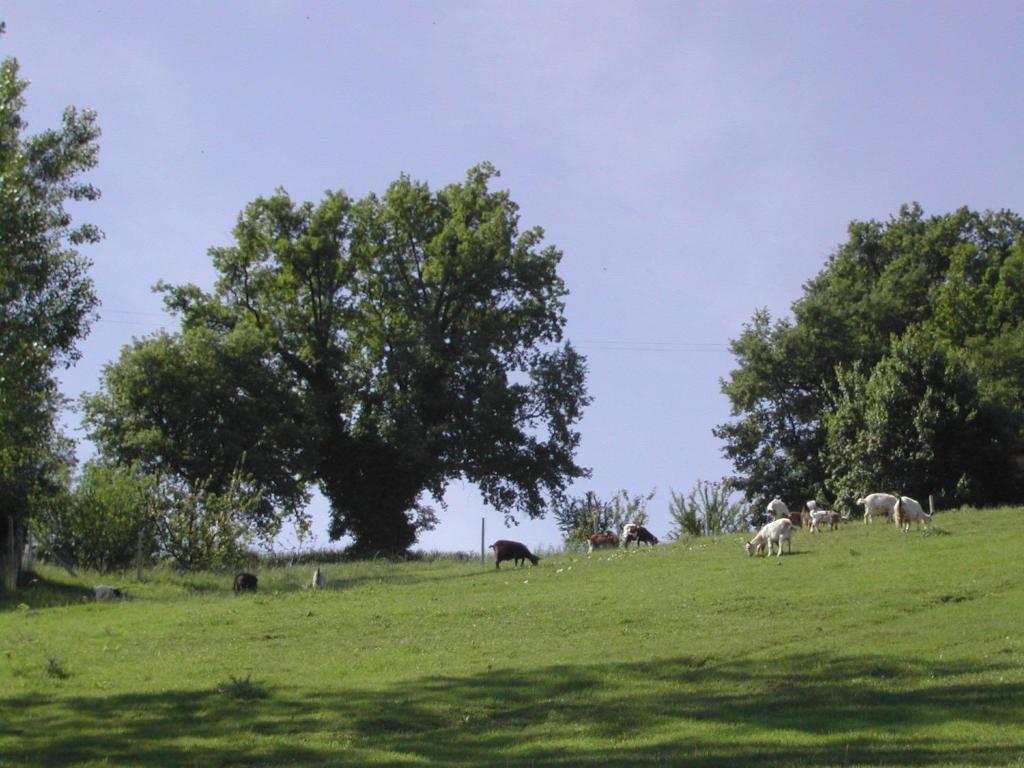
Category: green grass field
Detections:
[{"x1": 2, "y1": 507, "x2": 1024, "y2": 767}]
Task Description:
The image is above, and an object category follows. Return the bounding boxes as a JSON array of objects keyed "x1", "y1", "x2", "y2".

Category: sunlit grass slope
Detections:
[{"x1": 2, "y1": 507, "x2": 1024, "y2": 766}]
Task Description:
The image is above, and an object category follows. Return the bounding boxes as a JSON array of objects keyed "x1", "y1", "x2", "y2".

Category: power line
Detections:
[
  {"x1": 574, "y1": 339, "x2": 730, "y2": 353},
  {"x1": 101, "y1": 308, "x2": 170, "y2": 317}
]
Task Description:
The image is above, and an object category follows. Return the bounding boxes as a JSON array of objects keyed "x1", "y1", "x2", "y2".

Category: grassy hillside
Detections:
[{"x1": 2, "y1": 507, "x2": 1023, "y2": 767}]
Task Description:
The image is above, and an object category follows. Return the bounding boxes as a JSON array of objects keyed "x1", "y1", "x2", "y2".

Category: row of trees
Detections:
[
  {"x1": 2, "y1": 32, "x2": 592, "y2": 577},
  {"x1": 716, "y1": 204, "x2": 1024, "y2": 512}
]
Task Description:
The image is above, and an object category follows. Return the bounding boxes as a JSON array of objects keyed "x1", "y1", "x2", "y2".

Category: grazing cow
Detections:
[
  {"x1": 893, "y1": 495, "x2": 931, "y2": 532},
  {"x1": 233, "y1": 572, "x2": 258, "y2": 592},
  {"x1": 745, "y1": 518, "x2": 794, "y2": 558},
  {"x1": 311, "y1": 567, "x2": 326, "y2": 589},
  {"x1": 621, "y1": 523, "x2": 639, "y2": 544},
  {"x1": 857, "y1": 493, "x2": 899, "y2": 524},
  {"x1": 489, "y1": 540, "x2": 540, "y2": 569},
  {"x1": 808, "y1": 509, "x2": 837, "y2": 533},
  {"x1": 588, "y1": 532, "x2": 619, "y2": 552},
  {"x1": 804, "y1": 499, "x2": 828, "y2": 528},
  {"x1": 621, "y1": 524, "x2": 658, "y2": 548},
  {"x1": 93, "y1": 585, "x2": 122, "y2": 601}
]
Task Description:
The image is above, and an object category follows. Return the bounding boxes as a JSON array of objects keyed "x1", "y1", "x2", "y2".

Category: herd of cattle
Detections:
[
  {"x1": 487, "y1": 491, "x2": 934, "y2": 570},
  {"x1": 488, "y1": 522, "x2": 658, "y2": 570},
  {"x1": 90, "y1": 495, "x2": 933, "y2": 599},
  {"x1": 745, "y1": 492, "x2": 933, "y2": 557},
  {"x1": 235, "y1": 493, "x2": 932, "y2": 590}
]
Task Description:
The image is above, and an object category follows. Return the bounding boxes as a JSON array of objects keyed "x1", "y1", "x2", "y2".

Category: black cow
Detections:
[
  {"x1": 233, "y1": 572, "x2": 258, "y2": 592},
  {"x1": 489, "y1": 540, "x2": 540, "y2": 569},
  {"x1": 622, "y1": 524, "x2": 659, "y2": 547}
]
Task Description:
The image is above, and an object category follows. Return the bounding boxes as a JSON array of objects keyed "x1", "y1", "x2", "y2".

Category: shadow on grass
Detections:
[
  {"x1": 2, "y1": 564, "x2": 493, "y2": 610},
  {"x1": 0, "y1": 572, "x2": 94, "y2": 611},
  {"x1": 3, "y1": 653, "x2": 1024, "y2": 766}
]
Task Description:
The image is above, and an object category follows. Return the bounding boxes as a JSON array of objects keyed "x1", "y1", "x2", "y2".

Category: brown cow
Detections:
[{"x1": 587, "y1": 532, "x2": 619, "y2": 553}]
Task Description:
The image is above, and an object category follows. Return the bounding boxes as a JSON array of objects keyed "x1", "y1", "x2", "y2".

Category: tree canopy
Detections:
[
  {"x1": 1, "y1": 35, "x2": 101, "y2": 575},
  {"x1": 716, "y1": 204, "x2": 1024, "y2": 511},
  {"x1": 84, "y1": 164, "x2": 590, "y2": 554}
]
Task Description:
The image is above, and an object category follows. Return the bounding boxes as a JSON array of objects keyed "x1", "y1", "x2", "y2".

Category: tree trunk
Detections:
[
  {"x1": 317, "y1": 435, "x2": 424, "y2": 556},
  {"x1": 5, "y1": 516, "x2": 16, "y2": 592}
]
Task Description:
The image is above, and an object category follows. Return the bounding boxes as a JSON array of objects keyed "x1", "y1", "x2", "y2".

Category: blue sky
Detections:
[{"x1": 5, "y1": 1, "x2": 1024, "y2": 553}]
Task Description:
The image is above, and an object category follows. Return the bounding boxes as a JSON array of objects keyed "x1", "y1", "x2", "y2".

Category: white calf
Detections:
[
  {"x1": 857, "y1": 493, "x2": 899, "y2": 524},
  {"x1": 808, "y1": 509, "x2": 834, "y2": 533},
  {"x1": 746, "y1": 518, "x2": 794, "y2": 557}
]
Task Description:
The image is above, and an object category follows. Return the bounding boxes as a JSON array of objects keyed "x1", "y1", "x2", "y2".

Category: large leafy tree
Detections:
[
  {"x1": 717, "y1": 204, "x2": 1024, "y2": 511},
  {"x1": 84, "y1": 164, "x2": 590, "y2": 554},
  {"x1": 1, "y1": 30, "x2": 101, "y2": 577},
  {"x1": 823, "y1": 328, "x2": 1016, "y2": 509},
  {"x1": 83, "y1": 327, "x2": 310, "y2": 535}
]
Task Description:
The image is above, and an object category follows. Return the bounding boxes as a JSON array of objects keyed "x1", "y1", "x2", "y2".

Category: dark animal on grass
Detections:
[
  {"x1": 233, "y1": 572, "x2": 258, "y2": 592},
  {"x1": 93, "y1": 585, "x2": 122, "y2": 601},
  {"x1": 621, "y1": 524, "x2": 659, "y2": 548},
  {"x1": 489, "y1": 540, "x2": 540, "y2": 569},
  {"x1": 830, "y1": 511, "x2": 849, "y2": 529},
  {"x1": 587, "y1": 532, "x2": 619, "y2": 552}
]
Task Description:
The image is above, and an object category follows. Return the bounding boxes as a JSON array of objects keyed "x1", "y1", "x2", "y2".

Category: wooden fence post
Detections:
[
  {"x1": 480, "y1": 516, "x2": 485, "y2": 567},
  {"x1": 929, "y1": 495, "x2": 935, "y2": 517}
]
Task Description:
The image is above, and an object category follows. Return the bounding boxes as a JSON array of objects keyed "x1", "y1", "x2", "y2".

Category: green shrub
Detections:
[
  {"x1": 32, "y1": 461, "x2": 157, "y2": 571},
  {"x1": 668, "y1": 478, "x2": 749, "y2": 538},
  {"x1": 553, "y1": 488, "x2": 654, "y2": 547}
]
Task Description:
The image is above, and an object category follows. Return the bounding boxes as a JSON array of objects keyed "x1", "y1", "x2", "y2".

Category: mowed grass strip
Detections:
[{"x1": 2, "y1": 507, "x2": 1023, "y2": 766}]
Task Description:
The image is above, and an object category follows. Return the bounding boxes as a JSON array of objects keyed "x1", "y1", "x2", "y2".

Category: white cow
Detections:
[
  {"x1": 767, "y1": 498, "x2": 789, "y2": 520},
  {"x1": 620, "y1": 523, "x2": 639, "y2": 547},
  {"x1": 894, "y1": 496, "x2": 931, "y2": 532},
  {"x1": 808, "y1": 509, "x2": 834, "y2": 533},
  {"x1": 856, "y1": 493, "x2": 899, "y2": 524},
  {"x1": 746, "y1": 518, "x2": 794, "y2": 557}
]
